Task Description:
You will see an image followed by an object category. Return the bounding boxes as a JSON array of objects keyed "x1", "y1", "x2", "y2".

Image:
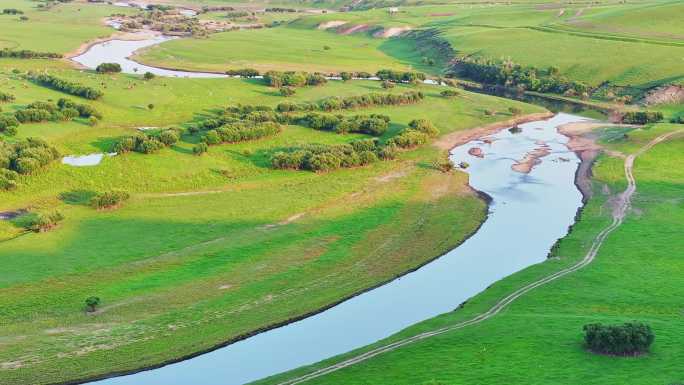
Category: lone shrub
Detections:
[
  {"x1": 583, "y1": 322, "x2": 654, "y2": 356},
  {"x1": 95, "y1": 63, "x2": 122, "y2": 74},
  {"x1": 85, "y1": 296, "x2": 101, "y2": 312},
  {"x1": 440, "y1": 89, "x2": 459, "y2": 98},
  {"x1": 508, "y1": 107, "x2": 523, "y2": 116},
  {"x1": 193, "y1": 142, "x2": 208, "y2": 155},
  {"x1": 90, "y1": 191, "x2": 130, "y2": 210},
  {"x1": 26, "y1": 211, "x2": 64, "y2": 232},
  {"x1": 143, "y1": 72, "x2": 155, "y2": 80}
]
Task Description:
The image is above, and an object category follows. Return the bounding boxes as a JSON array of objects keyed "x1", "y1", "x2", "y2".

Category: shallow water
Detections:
[
  {"x1": 89, "y1": 113, "x2": 587, "y2": 385},
  {"x1": 62, "y1": 153, "x2": 114, "y2": 167},
  {"x1": 72, "y1": 37, "x2": 227, "y2": 78}
]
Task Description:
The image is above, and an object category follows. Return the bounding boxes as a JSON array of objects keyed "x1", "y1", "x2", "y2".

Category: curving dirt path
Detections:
[{"x1": 275, "y1": 129, "x2": 683, "y2": 385}]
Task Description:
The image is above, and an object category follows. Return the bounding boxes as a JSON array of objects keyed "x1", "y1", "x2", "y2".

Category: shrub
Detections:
[
  {"x1": 340, "y1": 72, "x2": 352, "y2": 81},
  {"x1": 226, "y1": 68, "x2": 260, "y2": 77},
  {"x1": 0, "y1": 91, "x2": 15, "y2": 102},
  {"x1": 583, "y1": 322, "x2": 654, "y2": 356},
  {"x1": 0, "y1": 115, "x2": 19, "y2": 134},
  {"x1": 158, "y1": 130, "x2": 179, "y2": 146},
  {"x1": 0, "y1": 169, "x2": 18, "y2": 190},
  {"x1": 143, "y1": 72, "x2": 155, "y2": 80},
  {"x1": 280, "y1": 86, "x2": 296, "y2": 97},
  {"x1": 2, "y1": 138, "x2": 59, "y2": 174},
  {"x1": 95, "y1": 62, "x2": 122, "y2": 74},
  {"x1": 85, "y1": 296, "x2": 101, "y2": 312},
  {"x1": 440, "y1": 89, "x2": 459, "y2": 98},
  {"x1": 508, "y1": 106, "x2": 523, "y2": 116},
  {"x1": 148, "y1": 103, "x2": 155, "y2": 110},
  {"x1": 90, "y1": 191, "x2": 130, "y2": 209},
  {"x1": 193, "y1": 142, "x2": 208, "y2": 155},
  {"x1": 387, "y1": 129, "x2": 429, "y2": 148},
  {"x1": 26, "y1": 211, "x2": 64, "y2": 232},
  {"x1": 621, "y1": 111, "x2": 663, "y2": 125},
  {"x1": 409, "y1": 119, "x2": 439, "y2": 137}
]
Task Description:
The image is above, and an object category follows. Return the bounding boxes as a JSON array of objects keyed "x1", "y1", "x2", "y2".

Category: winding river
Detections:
[
  {"x1": 71, "y1": 30, "x2": 588, "y2": 385},
  {"x1": 88, "y1": 113, "x2": 586, "y2": 385}
]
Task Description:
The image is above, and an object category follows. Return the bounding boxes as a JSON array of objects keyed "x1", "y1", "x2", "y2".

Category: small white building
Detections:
[{"x1": 388, "y1": 7, "x2": 399, "y2": 14}]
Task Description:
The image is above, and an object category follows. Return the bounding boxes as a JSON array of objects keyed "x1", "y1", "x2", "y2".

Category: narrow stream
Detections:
[{"x1": 89, "y1": 113, "x2": 586, "y2": 385}]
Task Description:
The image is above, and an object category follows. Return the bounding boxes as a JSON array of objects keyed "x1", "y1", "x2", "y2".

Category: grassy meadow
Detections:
[
  {"x1": 0, "y1": 47, "x2": 541, "y2": 384},
  {"x1": 257, "y1": 124, "x2": 684, "y2": 385},
  {"x1": 0, "y1": 0, "x2": 682, "y2": 384}
]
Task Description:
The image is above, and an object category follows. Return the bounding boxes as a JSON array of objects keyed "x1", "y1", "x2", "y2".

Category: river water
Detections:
[{"x1": 89, "y1": 113, "x2": 586, "y2": 385}]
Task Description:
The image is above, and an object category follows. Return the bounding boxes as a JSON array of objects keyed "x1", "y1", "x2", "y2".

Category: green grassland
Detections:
[
  {"x1": 257, "y1": 124, "x2": 684, "y2": 385},
  {"x1": 0, "y1": 0, "x2": 134, "y2": 53},
  {"x1": 133, "y1": 1, "x2": 684, "y2": 89},
  {"x1": 0, "y1": 54, "x2": 542, "y2": 384},
  {"x1": 132, "y1": 25, "x2": 434, "y2": 74}
]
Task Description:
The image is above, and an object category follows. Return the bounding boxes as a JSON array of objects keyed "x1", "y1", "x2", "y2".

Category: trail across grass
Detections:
[{"x1": 257, "y1": 126, "x2": 684, "y2": 385}]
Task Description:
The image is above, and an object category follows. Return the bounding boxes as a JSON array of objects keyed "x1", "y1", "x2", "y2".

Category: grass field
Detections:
[
  {"x1": 0, "y1": 52, "x2": 542, "y2": 384},
  {"x1": 133, "y1": 24, "x2": 438, "y2": 74},
  {"x1": 257, "y1": 124, "x2": 684, "y2": 385},
  {"x1": 0, "y1": 0, "x2": 134, "y2": 53},
  {"x1": 1, "y1": 0, "x2": 682, "y2": 384}
]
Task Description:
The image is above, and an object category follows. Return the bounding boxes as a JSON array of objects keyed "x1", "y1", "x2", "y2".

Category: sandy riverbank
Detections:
[{"x1": 433, "y1": 112, "x2": 555, "y2": 151}]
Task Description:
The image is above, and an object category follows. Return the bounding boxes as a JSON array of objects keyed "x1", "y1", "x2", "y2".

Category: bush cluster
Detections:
[
  {"x1": 0, "y1": 48, "x2": 61, "y2": 59},
  {"x1": 454, "y1": 56, "x2": 590, "y2": 96},
  {"x1": 295, "y1": 113, "x2": 390, "y2": 136},
  {"x1": 12, "y1": 99, "x2": 101, "y2": 128},
  {"x1": 276, "y1": 91, "x2": 424, "y2": 113},
  {"x1": 272, "y1": 139, "x2": 395, "y2": 172},
  {"x1": 583, "y1": 322, "x2": 654, "y2": 356},
  {"x1": 25, "y1": 211, "x2": 65, "y2": 232},
  {"x1": 264, "y1": 71, "x2": 327, "y2": 88},
  {"x1": 387, "y1": 119, "x2": 439, "y2": 148},
  {"x1": 0, "y1": 91, "x2": 16, "y2": 102},
  {"x1": 2, "y1": 8, "x2": 23, "y2": 14},
  {"x1": 30, "y1": 74, "x2": 103, "y2": 100},
  {"x1": 95, "y1": 63, "x2": 122, "y2": 74},
  {"x1": 0, "y1": 138, "x2": 60, "y2": 175},
  {"x1": 0, "y1": 168, "x2": 19, "y2": 190},
  {"x1": 202, "y1": 121, "x2": 281, "y2": 145},
  {"x1": 113, "y1": 129, "x2": 180, "y2": 154},
  {"x1": 90, "y1": 191, "x2": 130, "y2": 209},
  {"x1": 621, "y1": 111, "x2": 663, "y2": 125},
  {"x1": 440, "y1": 89, "x2": 459, "y2": 98},
  {"x1": 376, "y1": 69, "x2": 427, "y2": 83},
  {"x1": 0, "y1": 115, "x2": 20, "y2": 135},
  {"x1": 225, "y1": 68, "x2": 260, "y2": 77}
]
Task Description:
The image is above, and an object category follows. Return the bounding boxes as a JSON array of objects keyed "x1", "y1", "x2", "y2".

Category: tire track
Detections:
[{"x1": 275, "y1": 129, "x2": 683, "y2": 385}]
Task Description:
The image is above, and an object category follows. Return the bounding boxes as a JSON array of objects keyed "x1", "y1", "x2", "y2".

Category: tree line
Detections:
[
  {"x1": 264, "y1": 71, "x2": 328, "y2": 88},
  {"x1": 376, "y1": 69, "x2": 427, "y2": 84},
  {"x1": 0, "y1": 48, "x2": 62, "y2": 59},
  {"x1": 452, "y1": 56, "x2": 590, "y2": 97},
  {"x1": 30, "y1": 74, "x2": 103, "y2": 100},
  {"x1": 276, "y1": 90, "x2": 424, "y2": 112},
  {"x1": 271, "y1": 139, "x2": 396, "y2": 172},
  {"x1": 620, "y1": 111, "x2": 663, "y2": 124}
]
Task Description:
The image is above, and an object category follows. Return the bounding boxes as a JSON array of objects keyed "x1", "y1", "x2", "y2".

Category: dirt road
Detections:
[{"x1": 275, "y1": 129, "x2": 683, "y2": 385}]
